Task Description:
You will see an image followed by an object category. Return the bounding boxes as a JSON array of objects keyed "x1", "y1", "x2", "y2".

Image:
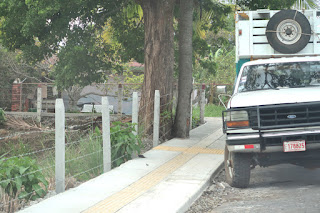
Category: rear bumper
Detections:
[
  {"x1": 226, "y1": 127, "x2": 320, "y2": 153},
  {"x1": 228, "y1": 143, "x2": 320, "y2": 153}
]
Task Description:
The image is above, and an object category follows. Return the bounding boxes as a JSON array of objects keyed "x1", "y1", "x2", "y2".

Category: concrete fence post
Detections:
[
  {"x1": 132, "y1": 92, "x2": 139, "y2": 158},
  {"x1": 55, "y1": 99, "x2": 65, "y2": 194},
  {"x1": 190, "y1": 80, "x2": 195, "y2": 129},
  {"x1": 102, "y1": 97, "x2": 111, "y2": 172},
  {"x1": 190, "y1": 91, "x2": 193, "y2": 130},
  {"x1": 132, "y1": 92, "x2": 139, "y2": 135},
  {"x1": 37, "y1": 87, "x2": 42, "y2": 123},
  {"x1": 153, "y1": 90, "x2": 160, "y2": 147},
  {"x1": 118, "y1": 84, "x2": 123, "y2": 118},
  {"x1": 200, "y1": 84, "x2": 205, "y2": 124}
]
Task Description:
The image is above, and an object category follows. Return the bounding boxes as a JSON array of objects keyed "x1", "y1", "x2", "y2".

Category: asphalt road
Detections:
[
  {"x1": 216, "y1": 164, "x2": 320, "y2": 213},
  {"x1": 188, "y1": 163, "x2": 320, "y2": 213}
]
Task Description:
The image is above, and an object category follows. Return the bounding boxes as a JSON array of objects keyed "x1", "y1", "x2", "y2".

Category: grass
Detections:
[
  {"x1": 64, "y1": 132, "x2": 103, "y2": 181},
  {"x1": 193, "y1": 104, "x2": 225, "y2": 118}
]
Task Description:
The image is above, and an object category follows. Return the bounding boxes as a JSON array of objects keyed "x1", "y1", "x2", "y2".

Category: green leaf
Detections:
[
  {"x1": 32, "y1": 184, "x2": 45, "y2": 197},
  {"x1": 0, "y1": 180, "x2": 10, "y2": 189},
  {"x1": 30, "y1": 194, "x2": 40, "y2": 201},
  {"x1": 18, "y1": 191, "x2": 29, "y2": 200},
  {"x1": 5, "y1": 167, "x2": 12, "y2": 176},
  {"x1": 25, "y1": 185, "x2": 32, "y2": 193},
  {"x1": 15, "y1": 177, "x2": 23, "y2": 191},
  {"x1": 28, "y1": 174, "x2": 34, "y2": 181},
  {"x1": 126, "y1": 146, "x2": 132, "y2": 155},
  {"x1": 19, "y1": 166, "x2": 30, "y2": 175},
  {"x1": 37, "y1": 175, "x2": 48, "y2": 190}
]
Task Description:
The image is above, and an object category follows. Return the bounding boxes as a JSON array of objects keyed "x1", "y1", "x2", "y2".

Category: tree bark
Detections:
[
  {"x1": 138, "y1": 0, "x2": 175, "y2": 138},
  {"x1": 173, "y1": 0, "x2": 193, "y2": 138}
]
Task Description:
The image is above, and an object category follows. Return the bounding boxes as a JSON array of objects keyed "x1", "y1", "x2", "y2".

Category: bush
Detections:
[
  {"x1": 192, "y1": 114, "x2": 201, "y2": 129},
  {"x1": 111, "y1": 122, "x2": 142, "y2": 167},
  {"x1": 0, "y1": 157, "x2": 48, "y2": 203}
]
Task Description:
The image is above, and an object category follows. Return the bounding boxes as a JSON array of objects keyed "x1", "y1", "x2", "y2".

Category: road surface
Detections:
[{"x1": 188, "y1": 163, "x2": 320, "y2": 213}]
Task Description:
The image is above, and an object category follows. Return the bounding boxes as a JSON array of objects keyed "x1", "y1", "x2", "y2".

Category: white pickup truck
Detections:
[{"x1": 221, "y1": 9, "x2": 320, "y2": 188}]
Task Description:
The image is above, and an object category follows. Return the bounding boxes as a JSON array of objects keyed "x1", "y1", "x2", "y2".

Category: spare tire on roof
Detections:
[{"x1": 266, "y1": 10, "x2": 311, "y2": 54}]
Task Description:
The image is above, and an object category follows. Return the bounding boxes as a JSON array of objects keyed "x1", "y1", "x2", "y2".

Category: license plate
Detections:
[{"x1": 283, "y1": 140, "x2": 306, "y2": 152}]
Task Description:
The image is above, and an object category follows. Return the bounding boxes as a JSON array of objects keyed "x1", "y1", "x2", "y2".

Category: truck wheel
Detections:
[
  {"x1": 266, "y1": 10, "x2": 311, "y2": 54},
  {"x1": 224, "y1": 145, "x2": 251, "y2": 188}
]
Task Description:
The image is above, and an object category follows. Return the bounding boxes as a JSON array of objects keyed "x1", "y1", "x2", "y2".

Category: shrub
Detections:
[
  {"x1": 111, "y1": 122, "x2": 142, "y2": 167},
  {"x1": 192, "y1": 114, "x2": 201, "y2": 129},
  {"x1": 0, "y1": 156, "x2": 48, "y2": 209}
]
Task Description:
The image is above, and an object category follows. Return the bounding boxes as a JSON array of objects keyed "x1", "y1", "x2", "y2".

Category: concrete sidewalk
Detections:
[{"x1": 20, "y1": 117, "x2": 225, "y2": 213}]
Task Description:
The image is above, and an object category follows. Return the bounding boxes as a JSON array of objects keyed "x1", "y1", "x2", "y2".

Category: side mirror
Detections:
[{"x1": 216, "y1": 85, "x2": 227, "y2": 94}]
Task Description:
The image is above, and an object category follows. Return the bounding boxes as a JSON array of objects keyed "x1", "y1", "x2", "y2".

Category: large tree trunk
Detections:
[
  {"x1": 173, "y1": 0, "x2": 193, "y2": 138},
  {"x1": 138, "y1": 0, "x2": 175, "y2": 139}
]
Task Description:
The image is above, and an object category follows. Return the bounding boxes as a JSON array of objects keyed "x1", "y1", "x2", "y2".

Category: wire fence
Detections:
[
  {"x1": 159, "y1": 93, "x2": 174, "y2": 142},
  {"x1": 0, "y1": 128, "x2": 56, "y2": 213},
  {"x1": 0, "y1": 83, "x2": 228, "y2": 212}
]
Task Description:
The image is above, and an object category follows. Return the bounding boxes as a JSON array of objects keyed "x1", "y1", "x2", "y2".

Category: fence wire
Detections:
[{"x1": 0, "y1": 84, "x2": 225, "y2": 211}]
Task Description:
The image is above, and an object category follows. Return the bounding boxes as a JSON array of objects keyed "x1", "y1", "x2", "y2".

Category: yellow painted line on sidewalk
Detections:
[
  {"x1": 153, "y1": 146, "x2": 188, "y2": 152},
  {"x1": 85, "y1": 143, "x2": 224, "y2": 213},
  {"x1": 154, "y1": 146, "x2": 224, "y2": 155}
]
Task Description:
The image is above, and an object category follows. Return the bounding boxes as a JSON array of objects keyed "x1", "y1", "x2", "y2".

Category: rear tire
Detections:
[{"x1": 224, "y1": 145, "x2": 251, "y2": 188}]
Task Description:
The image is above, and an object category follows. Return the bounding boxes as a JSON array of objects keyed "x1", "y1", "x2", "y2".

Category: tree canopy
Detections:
[
  {"x1": 0, "y1": 0, "x2": 308, "y2": 137},
  {"x1": 0, "y1": 0, "x2": 128, "y2": 88}
]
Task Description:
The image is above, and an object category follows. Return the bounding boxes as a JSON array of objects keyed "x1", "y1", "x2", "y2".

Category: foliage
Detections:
[
  {"x1": 0, "y1": 141, "x2": 31, "y2": 161},
  {"x1": 0, "y1": 0, "x2": 128, "y2": 89},
  {"x1": 123, "y1": 64, "x2": 144, "y2": 95},
  {"x1": 0, "y1": 157, "x2": 48, "y2": 203},
  {"x1": 192, "y1": 2, "x2": 234, "y2": 84},
  {"x1": 110, "y1": 122, "x2": 142, "y2": 167},
  {"x1": 0, "y1": 108, "x2": 5, "y2": 125},
  {"x1": 192, "y1": 113, "x2": 200, "y2": 129},
  {"x1": 191, "y1": 1, "x2": 232, "y2": 76},
  {"x1": 0, "y1": 0, "x2": 233, "y2": 89},
  {"x1": 53, "y1": 27, "x2": 111, "y2": 89},
  {"x1": 108, "y1": 3, "x2": 145, "y2": 64},
  {"x1": 237, "y1": 0, "x2": 297, "y2": 10}
]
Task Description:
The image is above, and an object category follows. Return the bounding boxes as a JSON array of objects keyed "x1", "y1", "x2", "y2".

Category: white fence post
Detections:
[
  {"x1": 102, "y1": 97, "x2": 111, "y2": 172},
  {"x1": 37, "y1": 87, "x2": 42, "y2": 123},
  {"x1": 200, "y1": 84, "x2": 205, "y2": 124},
  {"x1": 190, "y1": 80, "x2": 194, "y2": 129},
  {"x1": 190, "y1": 92, "x2": 193, "y2": 129},
  {"x1": 118, "y1": 84, "x2": 123, "y2": 118},
  {"x1": 55, "y1": 99, "x2": 65, "y2": 194},
  {"x1": 153, "y1": 90, "x2": 160, "y2": 147},
  {"x1": 131, "y1": 92, "x2": 139, "y2": 158},
  {"x1": 132, "y1": 92, "x2": 139, "y2": 135}
]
